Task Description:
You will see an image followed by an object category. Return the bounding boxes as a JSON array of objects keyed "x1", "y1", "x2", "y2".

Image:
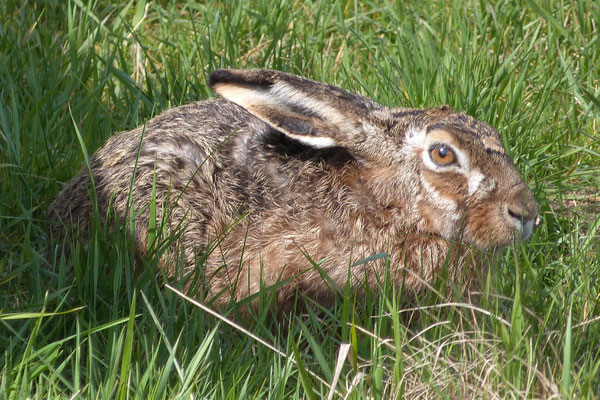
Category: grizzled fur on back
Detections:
[{"x1": 48, "y1": 69, "x2": 537, "y2": 311}]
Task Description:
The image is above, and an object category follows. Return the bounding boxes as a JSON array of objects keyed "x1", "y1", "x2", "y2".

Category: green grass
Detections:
[{"x1": 1, "y1": 0, "x2": 599, "y2": 398}]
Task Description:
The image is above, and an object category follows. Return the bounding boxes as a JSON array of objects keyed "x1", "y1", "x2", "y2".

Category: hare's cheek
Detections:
[
  {"x1": 415, "y1": 170, "x2": 467, "y2": 238},
  {"x1": 419, "y1": 169, "x2": 467, "y2": 211},
  {"x1": 464, "y1": 203, "x2": 518, "y2": 247},
  {"x1": 415, "y1": 198, "x2": 465, "y2": 240}
]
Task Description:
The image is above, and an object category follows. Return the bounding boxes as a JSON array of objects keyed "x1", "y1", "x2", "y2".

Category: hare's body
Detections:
[{"x1": 49, "y1": 70, "x2": 537, "y2": 308}]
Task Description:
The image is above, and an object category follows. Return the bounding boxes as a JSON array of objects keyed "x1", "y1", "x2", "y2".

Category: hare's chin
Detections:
[
  {"x1": 506, "y1": 215, "x2": 535, "y2": 242},
  {"x1": 521, "y1": 220, "x2": 534, "y2": 241}
]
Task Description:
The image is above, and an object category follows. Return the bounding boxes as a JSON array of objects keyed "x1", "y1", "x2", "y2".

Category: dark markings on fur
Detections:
[
  {"x1": 485, "y1": 148, "x2": 508, "y2": 158},
  {"x1": 210, "y1": 69, "x2": 275, "y2": 88},
  {"x1": 261, "y1": 129, "x2": 356, "y2": 165},
  {"x1": 426, "y1": 120, "x2": 507, "y2": 156},
  {"x1": 172, "y1": 157, "x2": 186, "y2": 170},
  {"x1": 392, "y1": 109, "x2": 425, "y2": 118},
  {"x1": 48, "y1": 69, "x2": 538, "y2": 313}
]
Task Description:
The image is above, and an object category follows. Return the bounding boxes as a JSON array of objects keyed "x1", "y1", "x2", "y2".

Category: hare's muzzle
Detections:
[{"x1": 505, "y1": 184, "x2": 538, "y2": 241}]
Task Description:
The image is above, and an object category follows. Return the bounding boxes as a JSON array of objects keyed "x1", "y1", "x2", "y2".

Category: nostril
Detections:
[
  {"x1": 507, "y1": 185, "x2": 538, "y2": 223},
  {"x1": 507, "y1": 208, "x2": 523, "y2": 221}
]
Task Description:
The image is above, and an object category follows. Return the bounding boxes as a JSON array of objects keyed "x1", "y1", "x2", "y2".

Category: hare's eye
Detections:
[{"x1": 429, "y1": 144, "x2": 456, "y2": 166}]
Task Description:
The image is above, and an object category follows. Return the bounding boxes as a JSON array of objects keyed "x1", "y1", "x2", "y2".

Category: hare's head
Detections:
[
  {"x1": 395, "y1": 110, "x2": 538, "y2": 248},
  {"x1": 210, "y1": 69, "x2": 537, "y2": 249}
]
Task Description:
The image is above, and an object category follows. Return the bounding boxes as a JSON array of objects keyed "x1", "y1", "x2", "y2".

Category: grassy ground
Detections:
[{"x1": 1, "y1": 0, "x2": 599, "y2": 398}]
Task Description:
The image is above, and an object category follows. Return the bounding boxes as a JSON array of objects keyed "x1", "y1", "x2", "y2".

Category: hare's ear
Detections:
[{"x1": 209, "y1": 69, "x2": 380, "y2": 149}]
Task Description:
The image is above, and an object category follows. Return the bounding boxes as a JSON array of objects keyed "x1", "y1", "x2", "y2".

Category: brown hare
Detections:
[{"x1": 48, "y1": 69, "x2": 538, "y2": 309}]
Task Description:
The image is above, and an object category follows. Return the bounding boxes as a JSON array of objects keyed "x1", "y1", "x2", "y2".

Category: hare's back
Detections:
[{"x1": 48, "y1": 99, "x2": 257, "y2": 245}]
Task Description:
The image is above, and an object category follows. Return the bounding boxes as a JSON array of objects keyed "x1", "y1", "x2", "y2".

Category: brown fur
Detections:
[{"x1": 48, "y1": 69, "x2": 538, "y2": 311}]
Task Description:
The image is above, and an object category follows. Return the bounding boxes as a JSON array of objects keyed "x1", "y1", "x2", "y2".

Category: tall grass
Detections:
[{"x1": 1, "y1": 0, "x2": 599, "y2": 398}]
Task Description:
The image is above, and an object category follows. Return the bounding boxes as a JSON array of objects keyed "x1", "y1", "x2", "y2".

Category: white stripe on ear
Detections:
[
  {"x1": 283, "y1": 134, "x2": 336, "y2": 148},
  {"x1": 211, "y1": 83, "x2": 272, "y2": 112},
  {"x1": 269, "y1": 81, "x2": 347, "y2": 128},
  {"x1": 213, "y1": 80, "x2": 342, "y2": 148}
]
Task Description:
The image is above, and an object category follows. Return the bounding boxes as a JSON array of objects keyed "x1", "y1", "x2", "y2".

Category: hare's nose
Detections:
[
  {"x1": 507, "y1": 207, "x2": 525, "y2": 221},
  {"x1": 505, "y1": 184, "x2": 538, "y2": 240}
]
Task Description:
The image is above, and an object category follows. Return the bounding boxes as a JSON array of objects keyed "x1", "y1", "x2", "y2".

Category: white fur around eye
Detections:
[
  {"x1": 467, "y1": 170, "x2": 485, "y2": 196},
  {"x1": 415, "y1": 133, "x2": 491, "y2": 198},
  {"x1": 422, "y1": 141, "x2": 468, "y2": 172},
  {"x1": 421, "y1": 146, "x2": 463, "y2": 173},
  {"x1": 404, "y1": 127, "x2": 426, "y2": 148}
]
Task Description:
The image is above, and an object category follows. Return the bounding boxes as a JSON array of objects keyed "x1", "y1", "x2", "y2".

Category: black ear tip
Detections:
[
  {"x1": 209, "y1": 69, "x2": 278, "y2": 91},
  {"x1": 209, "y1": 69, "x2": 235, "y2": 89}
]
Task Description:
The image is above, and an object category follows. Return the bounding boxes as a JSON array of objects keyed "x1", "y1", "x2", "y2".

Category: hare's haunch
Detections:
[{"x1": 48, "y1": 69, "x2": 538, "y2": 309}]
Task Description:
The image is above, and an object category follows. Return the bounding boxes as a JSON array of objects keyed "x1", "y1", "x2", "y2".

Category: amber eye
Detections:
[{"x1": 429, "y1": 144, "x2": 456, "y2": 166}]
